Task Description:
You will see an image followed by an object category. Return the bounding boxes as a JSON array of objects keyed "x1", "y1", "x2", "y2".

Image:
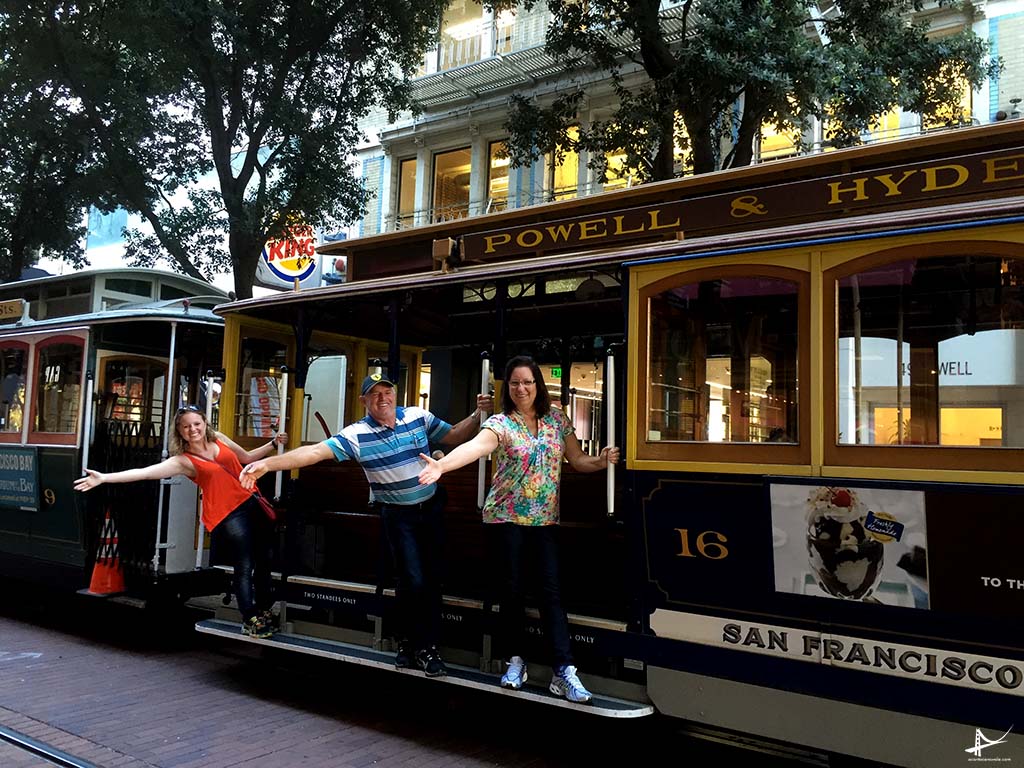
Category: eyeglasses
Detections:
[
  {"x1": 176, "y1": 405, "x2": 203, "y2": 415},
  {"x1": 508, "y1": 380, "x2": 535, "y2": 388}
]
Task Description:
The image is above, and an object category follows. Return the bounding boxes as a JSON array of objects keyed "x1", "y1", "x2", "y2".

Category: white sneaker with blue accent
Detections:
[
  {"x1": 550, "y1": 664, "x2": 592, "y2": 703},
  {"x1": 501, "y1": 656, "x2": 528, "y2": 689}
]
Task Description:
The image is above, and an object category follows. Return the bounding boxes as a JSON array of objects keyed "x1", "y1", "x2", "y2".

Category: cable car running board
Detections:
[{"x1": 195, "y1": 619, "x2": 653, "y2": 719}]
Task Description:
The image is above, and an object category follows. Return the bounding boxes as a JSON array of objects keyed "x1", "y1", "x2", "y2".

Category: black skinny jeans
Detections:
[
  {"x1": 494, "y1": 523, "x2": 573, "y2": 669},
  {"x1": 211, "y1": 496, "x2": 272, "y2": 622},
  {"x1": 381, "y1": 495, "x2": 444, "y2": 651}
]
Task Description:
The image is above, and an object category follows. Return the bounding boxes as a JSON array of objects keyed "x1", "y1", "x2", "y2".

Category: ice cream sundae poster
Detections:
[{"x1": 770, "y1": 484, "x2": 929, "y2": 609}]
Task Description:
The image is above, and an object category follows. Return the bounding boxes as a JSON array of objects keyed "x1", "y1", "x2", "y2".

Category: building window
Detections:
[
  {"x1": 759, "y1": 123, "x2": 799, "y2": 162},
  {"x1": 360, "y1": 156, "x2": 385, "y2": 237},
  {"x1": 494, "y1": 3, "x2": 547, "y2": 54},
  {"x1": 432, "y1": 147, "x2": 472, "y2": 223},
  {"x1": 921, "y1": 71, "x2": 973, "y2": 131},
  {"x1": 637, "y1": 265, "x2": 809, "y2": 464},
  {"x1": 547, "y1": 126, "x2": 579, "y2": 202},
  {"x1": 487, "y1": 141, "x2": 509, "y2": 213},
  {"x1": 494, "y1": 8, "x2": 516, "y2": 54},
  {"x1": 867, "y1": 108, "x2": 904, "y2": 143},
  {"x1": 602, "y1": 147, "x2": 633, "y2": 192},
  {"x1": 439, "y1": 0, "x2": 483, "y2": 71},
  {"x1": 397, "y1": 158, "x2": 418, "y2": 229}
]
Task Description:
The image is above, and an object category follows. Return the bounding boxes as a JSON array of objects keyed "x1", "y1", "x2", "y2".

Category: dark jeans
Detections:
[
  {"x1": 381, "y1": 495, "x2": 444, "y2": 650},
  {"x1": 211, "y1": 497, "x2": 272, "y2": 622},
  {"x1": 494, "y1": 523, "x2": 572, "y2": 669}
]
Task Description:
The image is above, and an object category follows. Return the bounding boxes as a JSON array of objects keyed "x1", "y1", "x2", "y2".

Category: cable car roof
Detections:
[{"x1": 0, "y1": 298, "x2": 224, "y2": 337}]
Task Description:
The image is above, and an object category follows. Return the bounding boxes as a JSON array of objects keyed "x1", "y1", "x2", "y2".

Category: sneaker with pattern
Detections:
[
  {"x1": 241, "y1": 614, "x2": 274, "y2": 639},
  {"x1": 501, "y1": 656, "x2": 528, "y2": 689},
  {"x1": 259, "y1": 608, "x2": 278, "y2": 631},
  {"x1": 550, "y1": 664, "x2": 592, "y2": 703},
  {"x1": 415, "y1": 646, "x2": 447, "y2": 677}
]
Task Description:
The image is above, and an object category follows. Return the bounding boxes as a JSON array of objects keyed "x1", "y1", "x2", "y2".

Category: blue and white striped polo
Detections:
[{"x1": 326, "y1": 406, "x2": 452, "y2": 505}]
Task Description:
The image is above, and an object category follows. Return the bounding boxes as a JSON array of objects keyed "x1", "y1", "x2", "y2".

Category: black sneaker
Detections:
[
  {"x1": 415, "y1": 646, "x2": 448, "y2": 677},
  {"x1": 394, "y1": 640, "x2": 414, "y2": 669}
]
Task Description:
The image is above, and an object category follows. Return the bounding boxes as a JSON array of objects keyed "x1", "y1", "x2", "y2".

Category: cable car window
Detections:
[
  {"x1": 101, "y1": 358, "x2": 167, "y2": 427},
  {"x1": 160, "y1": 284, "x2": 191, "y2": 301},
  {"x1": 304, "y1": 353, "x2": 348, "y2": 441},
  {"x1": 556, "y1": 362, "x2": 603, "y2": 456},
  {"x1": 837, "y1": 255, "x2": 1024, "y2": 448},
  {"x1": 34, "y1": 338, "x2": 84, "y2": 435},
  {"x1": 0, "y1": 342, "x2": 28, "y2": 436},
  {"x1": 104, "y1": 278, "x2": 153, "y2": 297},
  {"x1": 647, "y1": 275, "x2": 800, "y2": 445},
  {"x1": 237, "y1": 336, "x2": 287, "y2": 438}
]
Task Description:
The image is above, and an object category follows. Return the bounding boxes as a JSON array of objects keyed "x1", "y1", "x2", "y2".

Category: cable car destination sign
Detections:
[{"x1": 459, "y1": 146, "x2": 1024, "y2": 261}]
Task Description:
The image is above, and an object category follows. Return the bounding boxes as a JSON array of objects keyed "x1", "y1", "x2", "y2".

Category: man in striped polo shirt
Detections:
[{"x1": 241, "y1": 372, "x2": 491, "y2": 677}]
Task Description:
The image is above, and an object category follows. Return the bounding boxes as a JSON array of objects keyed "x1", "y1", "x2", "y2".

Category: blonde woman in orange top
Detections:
[{"x1": 75, "y1": 405, "x2": 286, "y2": 637}]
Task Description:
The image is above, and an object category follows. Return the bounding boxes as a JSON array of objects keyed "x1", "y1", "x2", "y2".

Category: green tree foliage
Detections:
[
  {"x1": 0, "y1": 13, "x2": 94, "y2": 282},
  {"x1": 496, "y1": 0, "x2": 999, "y2": 181},
  {"x1": 3, "y1": 0, "x2": 446, "y2": 297}
]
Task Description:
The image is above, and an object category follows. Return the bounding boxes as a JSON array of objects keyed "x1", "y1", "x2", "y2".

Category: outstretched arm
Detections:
[
  {"x1": 563, "y1": 433, "x2": 620, "y2": 473},
  {"x1": 217, "y1": 431, "x2": 289, "y2": 465},
  {"x1": 418, "y1": 429, "x2": 499, "y2": 486},
  {"x1": 439, "y1": 394, "x2": 494, "y2": 446},
  {"x1": 239, "y1": 441, "x2": 334, "y2": 489},
  {"x1": 74, "y1": 456, "x2": 192, "y2": 492}
]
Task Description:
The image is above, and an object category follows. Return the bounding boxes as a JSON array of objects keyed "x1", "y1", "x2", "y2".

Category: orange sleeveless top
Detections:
[{"x1": 183, "y1": 441, "x2": 255, "y2": 531}]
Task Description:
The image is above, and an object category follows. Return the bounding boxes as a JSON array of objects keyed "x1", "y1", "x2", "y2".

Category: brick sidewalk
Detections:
[{"x1": 0, "y1": 602, "x2": 662, "y2": 768}]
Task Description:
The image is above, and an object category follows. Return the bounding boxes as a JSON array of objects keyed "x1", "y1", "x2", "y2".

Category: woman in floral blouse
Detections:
[{"x1": 417, "y1": 355, "x2": 618, "y2": 703}]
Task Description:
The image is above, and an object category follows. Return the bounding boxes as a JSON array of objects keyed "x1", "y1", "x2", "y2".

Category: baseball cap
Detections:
[{"x1": 361, "y1": 373, "x2": 396, "y2": 395}]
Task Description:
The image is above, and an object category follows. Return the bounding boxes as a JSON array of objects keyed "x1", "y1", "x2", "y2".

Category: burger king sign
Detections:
[{"x1": 255, "y1": 224, "x2": 322, "y2": 289}]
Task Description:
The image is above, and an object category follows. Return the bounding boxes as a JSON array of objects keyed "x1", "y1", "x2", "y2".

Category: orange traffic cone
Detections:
[{"x1": 83, "y1": 511, "x2": 125, "y2": 595}]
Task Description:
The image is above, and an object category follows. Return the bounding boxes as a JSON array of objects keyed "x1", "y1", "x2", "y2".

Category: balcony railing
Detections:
[
  {"x1": 494, "y1": 9, "x2": 548, "y2": 56},
  {"x1": 418, "y1": 6, "x2": 550, "y2": 77},
  {"x1": 383, "y1": 178, "x2": 639, "y2": 233}
]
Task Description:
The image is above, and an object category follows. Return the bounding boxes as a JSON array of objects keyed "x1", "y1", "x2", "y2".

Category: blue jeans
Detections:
[
  {"x1": 494, "y1": 523, "x2": 572, "y2": 668},
  {"x1": 211, "y1": 497, "x2": 272, "y2": 623},
  {"x1": 381, "y1": 495, "x2": 444, "y2": 650}
]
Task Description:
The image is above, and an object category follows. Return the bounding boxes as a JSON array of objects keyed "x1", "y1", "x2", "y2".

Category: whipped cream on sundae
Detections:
[{"x1": 807, "y1": 486, "x2": 864, "y2": 525}]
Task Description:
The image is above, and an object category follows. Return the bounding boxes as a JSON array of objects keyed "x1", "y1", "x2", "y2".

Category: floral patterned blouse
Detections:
[{"x1": 481, "y1": 408, "x2": 575, "y2": 526}]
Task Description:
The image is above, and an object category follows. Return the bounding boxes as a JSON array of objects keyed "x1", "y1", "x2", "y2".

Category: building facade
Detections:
[{"x1": 351, "y1": 0, "x2": 1024, "y2": 240}]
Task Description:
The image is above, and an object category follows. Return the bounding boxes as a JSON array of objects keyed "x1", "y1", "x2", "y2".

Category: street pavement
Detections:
[{"x1": 0, "y1": 584, "x2": 827, "y2": 768}]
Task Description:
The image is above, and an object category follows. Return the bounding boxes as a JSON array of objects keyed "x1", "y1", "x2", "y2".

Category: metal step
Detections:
[{"x1": 195, "y1": 618, "x2": 653, "y2": 719}]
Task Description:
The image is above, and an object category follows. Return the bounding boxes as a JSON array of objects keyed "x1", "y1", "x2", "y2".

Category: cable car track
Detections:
[{"x1": 0, "y1": 724, "x2": 100, "y2": 768}]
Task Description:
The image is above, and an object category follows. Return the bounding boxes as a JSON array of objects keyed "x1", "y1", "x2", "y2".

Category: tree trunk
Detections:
[
  {"x1": 652, "y1": 131, "x2": 675, "y2": 181},
  {"x1": 229, "y1": 229, "x2": 263, "y2": 300},
  {"x1": 4, "y1": 242, "x2": 26, "y2": 283},
  {"x1": 6, "y1": 142, "x2": 44, "y2": 281},
  {"x1": 650, "y1": 101, "x2": 677, "y2": 181},
  {"x1": 730, "y1": 116, "x2": 758, "y2": 169},
  {"x1": 728, "y1": 89, "x2": 762, "y2": 169},
  {"x1": 687, "y1": 120, "x2": 719, "y2": 175}
]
